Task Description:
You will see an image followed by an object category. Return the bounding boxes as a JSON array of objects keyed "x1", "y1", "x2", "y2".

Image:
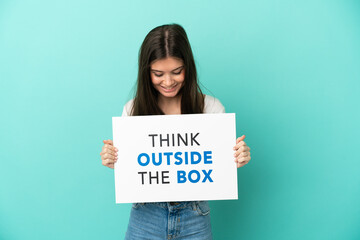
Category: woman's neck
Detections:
[{"x1": 158, "y1": 95, "x2": 182, "y2": 115}]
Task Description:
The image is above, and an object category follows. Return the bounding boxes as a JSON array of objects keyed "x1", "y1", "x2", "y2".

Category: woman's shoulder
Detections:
[
  {"x1": 203, "y1": 94, "x2": 225, "y2": 113},
  {"x1": 121, "y1": 99, "x2": 134, "y2": 116},
  {"x1": 122, "y1": 96, "x2": 225, "y2": 115}
]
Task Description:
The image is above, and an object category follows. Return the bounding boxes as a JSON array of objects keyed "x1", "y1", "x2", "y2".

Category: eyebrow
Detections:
[{"x1": 150, "y1": 66, "x2": 184, "y2": 72}]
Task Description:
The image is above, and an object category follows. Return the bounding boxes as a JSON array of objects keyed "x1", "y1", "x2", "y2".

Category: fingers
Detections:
[
  {"x1": 103, "y1": 162, "x2": 114, "y2": 169},
  {"x1": 101, "y1": 154, "x2": 118, "y2": 168},
  {"x1": 234, "y1": 141, "x2": 247, "y2": 149},
  {"x1": 235, "y1": 155, "x2": 251, "y2": 164},
  {"x1": 234, "y1": 141, "x2": 249, "y2": 150},
  {"x1": 103, "y1": 139, "x2": 114, "y2": 146},
  {"x1": 101, "y1": 139, "x2": 118, "y2": 152},
  {"x1": 233, "y1": 135, "x2": 247, "y2": 151},
  {"x1": 233, "y1": 145, "x2": 250, "y2": 158},
  {"x1": 102, "y1": 159, "x2": 115, "y2": 168},
  {"x1": 237, "y1": 160, "x2": 248, "y2": 168},
  {"x1": 101, "y1": 139, "x2": 118, "y2": 168},
  {"x1": 233, "y1": 135, "x2": 251, "y2": 168},
  {"x1": 101, "y1": 152, "x2": 116, "y2": 161},
  {"x1": 234, "y1": 155, "x2": 251, "y2": 168},
  {"x1": 101, "y1": 145, "x2": 117, "y2": 155},
  {"x1": 236, "y1": 135, "x2": 245, "y2": 144},
  {"x1": 234, "y1": 151, "x2": 249, "y2": 158}
]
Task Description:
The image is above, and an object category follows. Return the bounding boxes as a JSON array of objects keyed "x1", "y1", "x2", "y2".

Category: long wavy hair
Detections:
[{"x1": 131, "y1": 23, "x2": 204, "y2": 116}]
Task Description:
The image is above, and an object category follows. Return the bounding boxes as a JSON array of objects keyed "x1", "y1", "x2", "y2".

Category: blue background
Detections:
[{"x1": 1, "y1": 0, "x2": 359, "y2": 239}]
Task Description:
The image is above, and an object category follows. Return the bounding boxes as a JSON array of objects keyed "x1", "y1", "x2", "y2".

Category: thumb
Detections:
[
  {"x1": 103, "y1": 139, "x2": 114, "y2": 145},
  {"x1": 236, "y1": 135, "x2": 246, "y2": 143}
]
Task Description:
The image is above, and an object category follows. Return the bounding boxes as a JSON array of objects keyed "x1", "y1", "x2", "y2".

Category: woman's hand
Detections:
[
  {"x1": 100, "y1": 139, "x2": 118, "y2": 169},
  {"x1": 233, "y1": 135, "x2": 251, "y2": 168}
]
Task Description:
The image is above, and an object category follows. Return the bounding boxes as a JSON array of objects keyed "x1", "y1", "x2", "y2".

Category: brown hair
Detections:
[{"x1": 131, "y1": 23, "x2": 204, "y2": 115}]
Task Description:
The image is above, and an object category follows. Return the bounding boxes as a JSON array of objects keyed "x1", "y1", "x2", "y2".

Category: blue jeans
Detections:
[{"x1": 124, "y1": 201, "x2": 212, "y2": 240}]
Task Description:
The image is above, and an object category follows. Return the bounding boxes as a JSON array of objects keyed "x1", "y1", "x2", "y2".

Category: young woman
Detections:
[{"x1": 100, "y1": 23, "x2": 251, "y2": 240}]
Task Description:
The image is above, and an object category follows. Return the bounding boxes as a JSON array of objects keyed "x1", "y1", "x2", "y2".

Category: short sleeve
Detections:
[
  {"x1": 121, "y1": 105, "x2": 128, "y2": 116},
  {"x1": 203, "y1": 95, "x2": 225, "y2": 113},
  {"x1": 121, "y1": 99, "x2": 134, "y2": 116}
]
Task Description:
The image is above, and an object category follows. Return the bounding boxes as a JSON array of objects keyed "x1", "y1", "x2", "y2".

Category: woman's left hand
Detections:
[{"x1": 233, "y1": 135, "x2": 251, "y2": 168}]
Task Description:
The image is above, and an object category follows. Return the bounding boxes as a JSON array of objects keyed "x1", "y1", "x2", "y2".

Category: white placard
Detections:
[{"x1": 112, "y1": 113, "x2": 238, "y2": 203}]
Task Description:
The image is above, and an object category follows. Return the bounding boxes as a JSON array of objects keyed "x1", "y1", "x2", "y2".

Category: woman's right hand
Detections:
[{"x1": 100, "y1": 139, "x2": 118, "y2": 169}]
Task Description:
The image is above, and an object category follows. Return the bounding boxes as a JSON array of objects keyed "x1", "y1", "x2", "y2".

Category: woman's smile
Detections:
[{"x1": 160, "y1": 84, "x2": 178, "y2": 92}]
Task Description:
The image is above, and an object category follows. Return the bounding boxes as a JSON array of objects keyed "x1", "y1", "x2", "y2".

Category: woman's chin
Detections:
[
  {"x1": 159, "y1": 90, "x2": 180, "y2": 98},
  {"x1": 161, "y1": 93, "x2": 178, "y2": 98}
]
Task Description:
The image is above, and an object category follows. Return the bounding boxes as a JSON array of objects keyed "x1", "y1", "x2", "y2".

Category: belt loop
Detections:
[{"x1": 192, "y1": 201, "x2": 197, "y2": 211}]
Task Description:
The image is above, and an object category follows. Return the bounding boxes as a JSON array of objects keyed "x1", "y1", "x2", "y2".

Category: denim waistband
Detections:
[{"x1": 136, "y1": 201, "x2": 203, "y2": 210}]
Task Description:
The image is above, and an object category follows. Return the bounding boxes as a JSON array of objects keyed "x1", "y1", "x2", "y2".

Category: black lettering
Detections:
[
  {"x1": 148, "y1": 134, "x2": 158, "y2": 147},
  {"x1": 160, "y1": 134, "x2": 169, "y2": 147},
  {"x1": 138, "y1": 172, "x2": 147, "y2": 185},
  {"x1": 149, "y1": 171, "x2": 159, "y2": 184},
  {"x1": 191, "y1": 133, "x2": 200, "y2": 146},
  {"x1": 162, "y1": 171, "x2": 170, "y2": 184},
  {"x1": 178, "y1": 133, "x2": 188, "y2": 146}
]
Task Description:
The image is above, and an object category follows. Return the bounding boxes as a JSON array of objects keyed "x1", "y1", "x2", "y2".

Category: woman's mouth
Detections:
[{"x1": 161, "y1": 84, "x2": 178, "y2": 93}]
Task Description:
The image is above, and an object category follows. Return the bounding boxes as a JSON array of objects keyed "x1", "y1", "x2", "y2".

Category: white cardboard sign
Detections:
[{"x1": 112, "y1": 113, "x2": 238, "y2": 203}]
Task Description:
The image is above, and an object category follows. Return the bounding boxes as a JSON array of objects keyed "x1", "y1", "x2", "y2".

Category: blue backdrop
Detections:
[{"x1": 0, "y1": 0, "x2": 359, "y2": 239}]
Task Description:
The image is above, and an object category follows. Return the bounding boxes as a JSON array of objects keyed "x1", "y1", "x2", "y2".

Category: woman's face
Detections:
[{"x1": 150, "y1": 57, "x2": 185, "y2": 99}]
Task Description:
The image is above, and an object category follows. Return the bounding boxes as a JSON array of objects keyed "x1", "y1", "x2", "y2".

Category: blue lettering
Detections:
[
  {"x1": 177, "y1": 170, "x2": 187, "y2": 183},
  {"x1": 152, "y1": 153, "x2": 162, "y2": 166},
  {"x1": 163, "y1": 152, "x2": 173, "y2": 165},
  {"x1": 188, "y1": 170, "x2": 201, "y2": 183},
  {"x1": 202, "y1": 169, "x2": 213, "y2": 182},
  {"x1": 138, "y1": 153, "x2": 150, "y2": 166},
  {"x1": 191, "y1": 152, "x2": 201, "y2": 164},
  {"x1": 204, "y1": 151, "x2": 212, "y2": 164},
  {"x1": 174, "y1": 152, "x2": 183, "y2": 165}
]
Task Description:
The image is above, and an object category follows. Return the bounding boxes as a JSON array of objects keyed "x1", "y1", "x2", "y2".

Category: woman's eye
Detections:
[
  {"x1": 173, "y1": 70, "x2": 182, "y2": 75},
  {"x1": 154, "y1": 73, "x2": 163, "y2": 77}
]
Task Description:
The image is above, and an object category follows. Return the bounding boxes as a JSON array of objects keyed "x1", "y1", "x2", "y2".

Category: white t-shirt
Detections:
[{"x1": 121, "y1": 95, "x2": 225, "y2": 116}]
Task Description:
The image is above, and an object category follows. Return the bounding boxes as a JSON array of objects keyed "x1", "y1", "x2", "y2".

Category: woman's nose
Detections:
[{"x1": 163, "y1": 74, "x2": 173, "y2": 86}]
